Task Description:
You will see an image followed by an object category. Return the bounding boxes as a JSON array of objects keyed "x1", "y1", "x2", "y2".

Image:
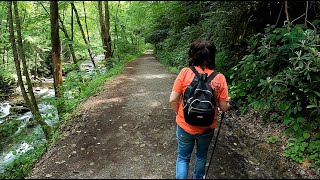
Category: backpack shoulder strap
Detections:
[
  {"x1": 207, "y1": 71, "x2": 220, "y2": 83},
  {"x1": 190, "y1": 66, "x2": 200, "y2": 78}
]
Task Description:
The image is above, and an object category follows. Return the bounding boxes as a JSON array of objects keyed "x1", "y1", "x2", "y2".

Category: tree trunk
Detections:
[
  {"x1": 285, "y1": 1, "x2": 290, "y2": 23},
  {"x1": 8, "y1": 1, "x2": 31, "y2": 111},
  {"x1": 2, "y1": 12, "x2": 8, "y2": 66},
  {"x1": 39, "y1": 2, "x2": 76, "y2": 65},
  {"x1": 0, "y1": 6, "x2": 2, "y2": 61},
  {"x1": 34, "y1": 52, "x2": 38, "y2": 80},
  {"x1": 83, "y1": 1, "x2": 90, "y2": 43},
  {"x1": 50, "y1": 1, "x2": 63, "y2": 98},
  {"x1": 9, "y1": 1, "x2": 52, "y2": 140},
  {"x1": 113, "y1": 1, "x2": 120, "y2": 59},
  {"x1": 71, "y1": 5, "x2": 74, "y2": 41},
  {"x1": 98, "y1": 1, "x2": 108, "y2": 60},
  {"x1": 104, "y1": 1, "x2": 112, "y2": 58},
  {"x1": 58, "y1": 14, "x2": 77, "y2": 64},
  {"x1": 71, "y1": 2, "x2": 95, "y2": 67}
]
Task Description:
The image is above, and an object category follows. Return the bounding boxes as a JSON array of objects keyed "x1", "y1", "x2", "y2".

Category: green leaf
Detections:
[
  {"x1": 279, "y1": 103, "x2": 289, "y2": 111},
  {"x1": 311, "y1": 19, "x2": 320, "y2": 26},
  {"x1": 303, "y1": 132, "x2": 310, "y2": 139},
  {"x1": 283, "y1": 117, "x2": 292, "y2": 125},
  {"x1": 309, "y1": 154, "x2": 318, "y2": 160},
  {"x1": 306, "y1": 105, "x2": 317, "y2": 109},
  {"x1": 314, "y1": 91, "x2": 320, "y2": 97},
  {"x1": 297, "y1": 117, "x2": 304, "y2": 123}
]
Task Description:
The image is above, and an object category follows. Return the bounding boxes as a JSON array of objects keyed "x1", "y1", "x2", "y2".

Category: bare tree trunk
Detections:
[
  {"x1": 14, "y1": 1, "x2": 36, "y2": 105},
  {"x1": 71, "y1": 2, "x2": 95, "y2": 67},
  {"x1": 39, "y1": 2, "x2": 77, "y2": 65},
  {"x1": 98, "y1": 1, "x2": 108, "y2": 60},
  {"x1": 104, "y1": 1, "x2": 112, "y2": 58},
  {"x1": 71, "y1": 5, "x2": 74, "y2": 41},
  {"x1": 13, "y1": 1, "x2": 51, "y2": 139},
  {"x1": 9, "y1": 1, "x2": 51, "y2": 140},
  {"x1": 34, "y1": 52, "x2": 38, "y2": 80},
  {"x1": 2, "y1": 11, "x2": 8, "y2": 66},
  {"x1": 0, "y1": 6, "x2": 2, "y2": 56},
  {"x1": 50, "y1": 1, "x2": 63, "y2": 98},
  {"x1": 305, "y1": 1, "x2": 308, "y2": 25},
  {"x1": 8, "y1": 1, "x2": 31, "y2": 110},
  {"x1": 58, "y1": 14, "x2": 77, "y2": 64},
  {"x1": 113, "y1": 1, "x2": 120, "y2": 59},
  {"x1": 83, "y1": 1, "x2": 90, "y2": 43},
  {"x1": 285, "y1": 1, "x2": 290, "y2": 23}
]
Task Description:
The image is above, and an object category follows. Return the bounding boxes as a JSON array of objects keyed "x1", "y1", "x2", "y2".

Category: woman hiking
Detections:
[{"x1": 169, "y1": 39, "x2": 231, "y2": 179}]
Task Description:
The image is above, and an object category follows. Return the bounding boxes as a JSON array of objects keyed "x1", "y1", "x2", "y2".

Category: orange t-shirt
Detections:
[{"x1": 172, "y1": 66, "x2": 229, "y2": 135}]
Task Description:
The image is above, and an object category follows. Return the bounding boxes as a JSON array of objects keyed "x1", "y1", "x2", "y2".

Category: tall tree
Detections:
[
  {"x1": 9, "y1": 1, "x2": 51, "y2": 140},
  {"x1": 98, "y1": 1, "x2": 112, "y2": 67},
  {"x1": 2, "y1": 7, "x2": 8, "y2": 65},
  {"x1": 8, "y1": 1, "x2": 30, "y2": 118},
  {"x1": 104, "y1": 1, "x2": 112, "y2": 58},
  {"x1": 71, "y1": 4, "x2": 74, "y2": 41},
  {"x1": 39, "y1": 2, "x2": 77, "y2": 64},
  {"x1": 50, "y1": 1, "x2": 63, "y2": 98},
  {"x1": 83, "y1": 1, "x2": 90, "y2": 43},
  {"x1": 58, "y1": 14, "x2": 77, "y2": 64},
  {"x1": 113, "y1": 1, "x2": 120, "y2": 57},
  {"x1": 70, "y1": 2, "x2": 96, "y2": 67},
  {"x1": 98, "y1": 1, "x2": 108, "y2": 60}
]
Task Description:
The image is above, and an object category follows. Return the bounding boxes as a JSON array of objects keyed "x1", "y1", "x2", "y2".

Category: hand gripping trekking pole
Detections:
[{"x1": 203, "y1": 112, "x2": 225, "y2": 179}]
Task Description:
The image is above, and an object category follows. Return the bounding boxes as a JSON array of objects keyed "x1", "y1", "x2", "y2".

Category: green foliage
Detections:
[
  {"x1": 0, "y1": 120, "x2": 22, "y2": 142},
  {"x1": 230, "y1": 23, "x2": 320, "y2": 168},
  {"x1": 284, "y1": 137, "x2": 320, "y2": 167},
  {"x1": 0, "y1": 143, "x2": 47, "y2": 179},
  {"x1": 145, "y1": 0, "x2": 320, "y2": 169},
  {"x1": 266, "y1": 136, "x2": 281, "y2": 144},
  {"x1": 0, "y1": 66, "x2": 16, "y2": 96}
]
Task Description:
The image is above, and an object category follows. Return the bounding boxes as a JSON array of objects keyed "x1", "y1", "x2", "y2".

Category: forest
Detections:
[{"x1": 0, "y1": 1, "x2": 319, "y2": 179}]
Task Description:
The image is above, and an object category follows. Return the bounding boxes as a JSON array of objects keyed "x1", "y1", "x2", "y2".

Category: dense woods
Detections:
[{"x1": 0, "y1": 1, "x2": 319, "y2": 179}]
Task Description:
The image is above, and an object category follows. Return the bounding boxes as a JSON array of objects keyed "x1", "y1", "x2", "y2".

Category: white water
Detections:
[
  {"x1": 0, "y1": 103, "x2": 11, "y2": 121},
  {"x1": 0, "y1": 102, "x2": 58, "y2": 173},
  {"x1": 0, "y1": 54, "x2": 106, "y2": 175}
]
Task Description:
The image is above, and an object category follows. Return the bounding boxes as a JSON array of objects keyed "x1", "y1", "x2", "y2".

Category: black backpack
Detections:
[{"x1": 182, "y1": 66, "x2": 219, "y2": 127}]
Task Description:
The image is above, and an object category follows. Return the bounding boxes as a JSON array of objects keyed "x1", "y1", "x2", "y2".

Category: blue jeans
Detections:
[{"x1": 176, "y1": 125, "x2": 215, "y2": 179}]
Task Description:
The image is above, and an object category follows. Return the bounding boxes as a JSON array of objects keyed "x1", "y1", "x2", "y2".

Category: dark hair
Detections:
[{"x1": 188, "y1": 39, "x2": 216, "y2": 70}]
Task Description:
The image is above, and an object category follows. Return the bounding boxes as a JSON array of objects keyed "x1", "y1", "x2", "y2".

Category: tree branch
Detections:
[
  {"x1": 284, "y1": 1, "x2": 290, "y2": 23},
  {"x1": 305, "y1": 1, "x2": 308, "y2": 25},
  {"x1": 306, "y1": 20, "x2": 316, "y2": 30},
  {"x1": 291, "y1": 13, "x2": 306, "y2": 24},
  {"x1": 275, "y1": 1, "x2": 284, "y2": 26},
  {"x1": 39, "y1": 2, "x2": 50, "y2": 16}
]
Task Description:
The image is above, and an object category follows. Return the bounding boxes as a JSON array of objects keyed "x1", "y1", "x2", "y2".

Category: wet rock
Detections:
[{"x1": 10, "y1": 106, "x2": 29, "y2": 114}]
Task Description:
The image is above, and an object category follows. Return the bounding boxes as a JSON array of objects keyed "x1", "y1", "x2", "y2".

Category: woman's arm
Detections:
[
  {"x1": 169, "y1": 91, "x2": 182, "y2": 114},
  {"x1": 219, "y1": 96, "x2": 231, "y2": 112}
]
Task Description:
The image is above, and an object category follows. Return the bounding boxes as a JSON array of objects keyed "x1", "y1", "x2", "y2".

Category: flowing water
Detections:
[{"x1": 0, "y1": 54, "x2": 106, "y2": 174}]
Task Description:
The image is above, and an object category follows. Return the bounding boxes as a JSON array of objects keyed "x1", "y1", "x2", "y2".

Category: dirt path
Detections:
[{"x1": 27, "y1": 50, "x2": 317, "y2": 179}]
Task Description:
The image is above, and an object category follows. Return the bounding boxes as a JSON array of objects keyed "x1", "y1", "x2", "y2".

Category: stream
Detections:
[{"x1": 0, "y1": 54, "x2": 106, "y2": 174}]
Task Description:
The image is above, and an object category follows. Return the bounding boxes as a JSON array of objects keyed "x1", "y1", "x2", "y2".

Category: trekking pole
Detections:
[{"x1": 203, "y1": 112, "x2": 225, "y2": 179}]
